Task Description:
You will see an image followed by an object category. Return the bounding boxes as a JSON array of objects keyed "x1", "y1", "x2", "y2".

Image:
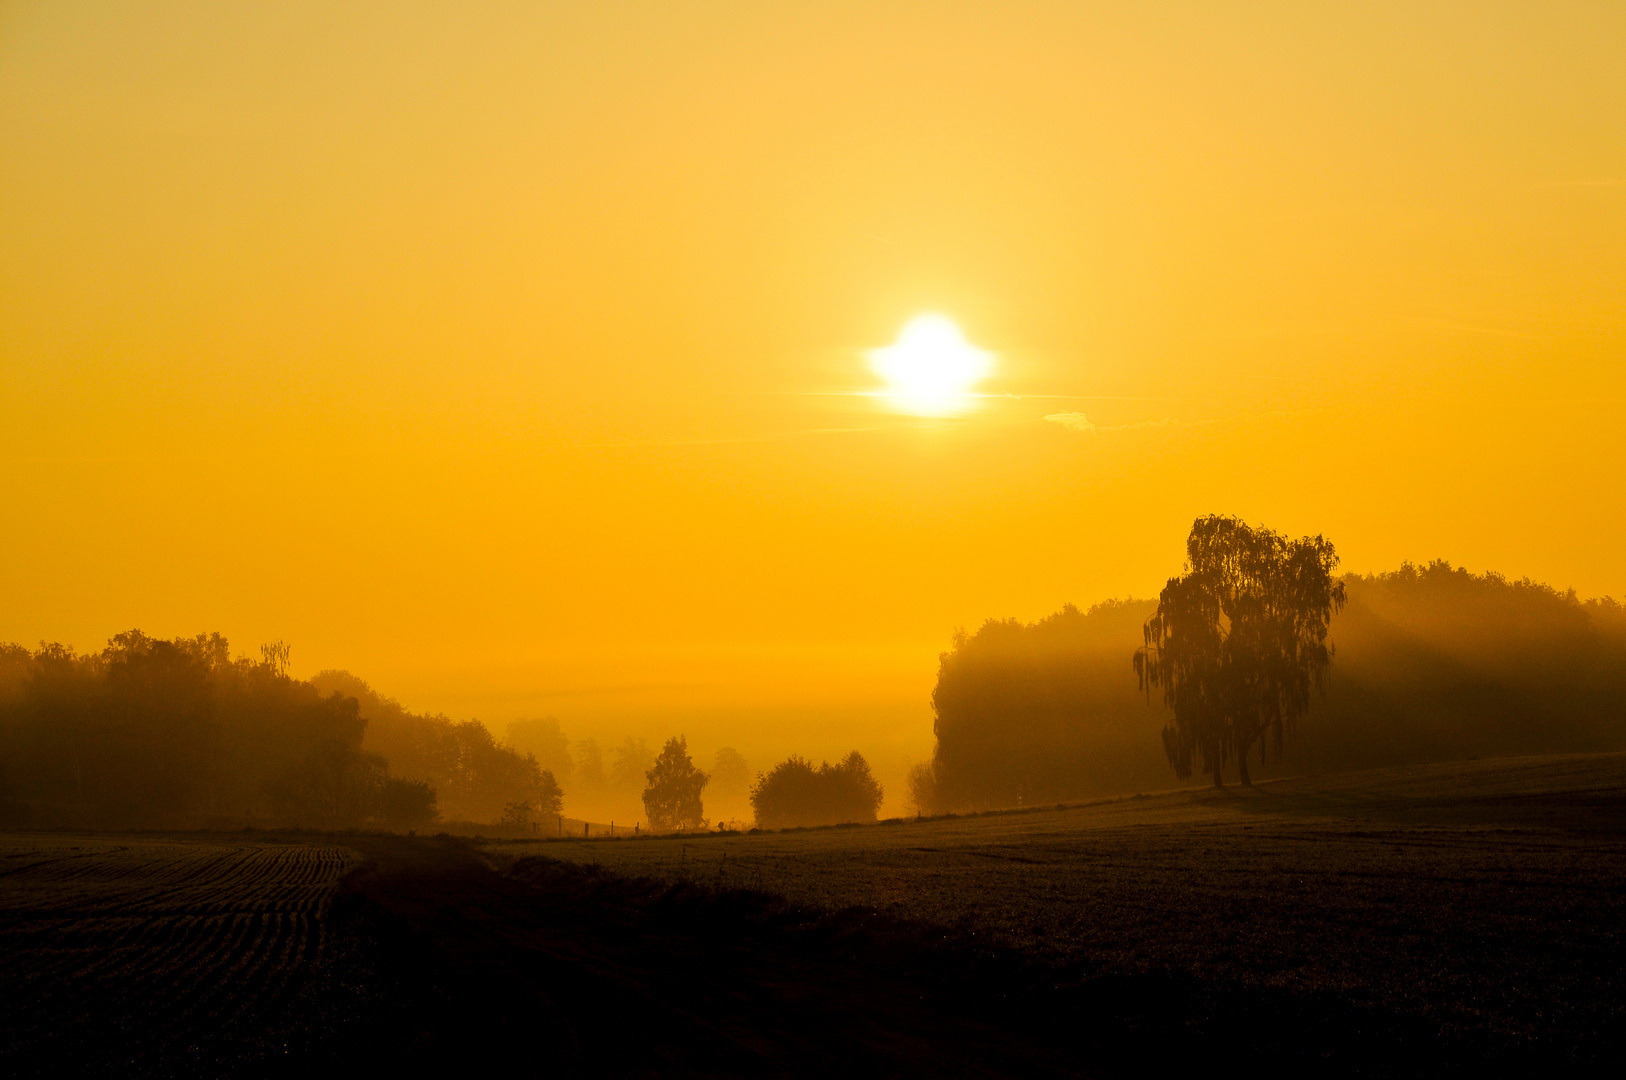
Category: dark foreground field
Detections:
[{"x1": 4, "y1": 753, "x2": 1625, "y2": 1076}]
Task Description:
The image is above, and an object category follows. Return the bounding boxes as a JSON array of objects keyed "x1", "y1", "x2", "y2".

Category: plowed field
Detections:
[
  {"x1": 503, "y1": 752, "x2": 1626, "y2": 1069},
  {"x1": 4, "y1": 753, "x2": 1624, "y2": 1076},
  {"x1": 0, "y1": 835, "x2": 360, "y2": 1075}
]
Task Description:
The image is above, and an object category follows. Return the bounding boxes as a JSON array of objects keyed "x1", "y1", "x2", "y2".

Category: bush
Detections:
[
  {"x1": 378, "y1": 777, "x2": 439, "y2": 828},
  {"x1": 751, "y1": 751, "x2": 883, "y2": 829}
]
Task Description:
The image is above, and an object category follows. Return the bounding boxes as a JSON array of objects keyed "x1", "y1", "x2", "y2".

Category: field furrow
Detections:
[{"x1": 0, "y1": 834, "x2": 358, "y2": 1075}]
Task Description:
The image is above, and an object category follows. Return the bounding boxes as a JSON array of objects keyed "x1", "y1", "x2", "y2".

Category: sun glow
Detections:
[{"x1": 867, "y1": 315, "x2": 994, "y2": 416}]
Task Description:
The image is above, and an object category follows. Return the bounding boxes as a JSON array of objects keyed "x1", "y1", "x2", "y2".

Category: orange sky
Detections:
[{"x1": 3, "y1": 2, "x2": 1623, "y2": 805}]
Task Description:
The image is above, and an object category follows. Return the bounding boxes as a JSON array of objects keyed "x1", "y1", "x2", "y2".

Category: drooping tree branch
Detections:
[{"x1": 1138, "y1": 516, "x2": 1344, "y2": 786}]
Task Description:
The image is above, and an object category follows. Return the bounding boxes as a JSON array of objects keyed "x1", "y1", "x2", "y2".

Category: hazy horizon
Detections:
[{"x1": 4, "y1": 3, "x2": 1623, "y2": 818}]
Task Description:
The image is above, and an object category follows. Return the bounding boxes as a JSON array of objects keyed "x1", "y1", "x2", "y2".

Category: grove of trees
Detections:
[
  {"x1": 925, "y1": 541, "x2": 1626, "y2": 812},
  {"x1": 505, "y1": 716, "x2": 575, "y2": 782},
  {"x1": 750, "y1": 752, "x2": 884, "y2": 829},
  {"x1": 929, "y1": 599, "x2": 1155, "y2": 811},
  {"x1": 0, "y1": 633, "x2": 571, "y2": 830},
  {"x1": 308, "y1": 670, "x2": 561, "y2": 824},
  {"x1": 0, "y1": 633, "x2": 436, "y2": 829}
]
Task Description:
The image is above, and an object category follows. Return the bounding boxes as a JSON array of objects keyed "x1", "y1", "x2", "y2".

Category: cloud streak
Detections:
[{"x1": 1044, "y1": 412, "x2": 1179, "y2": 435}]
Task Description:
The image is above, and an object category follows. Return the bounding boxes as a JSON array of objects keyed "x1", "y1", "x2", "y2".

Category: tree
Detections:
[
  {"x1": 642, "y1": 736, "x2": 708, "y2": 832},
  {"x1": 573, "y1": 738, "x2": 606, "y2": 792},
  {"x1": 712, "y1": 747, "x2": 748, "y2": 794},
  {"x1": 498, "y1": 770, "x2": 563, "y2": 830},
  {"x1": 260, "y1": 640, "x2": 291, "y2": 677},
  {"x1": 906, "y1": 761, "x2": 938, "y2": 816},
  {"x1": 1136, "y1": 515, "x2": 1345, "y2": 786},
  {"x1": 611, "y1": 736, "x2": 654, "y2": 789},
  {"x1": 750, "y1": 751, "x2": 884, "y2": 829},
  {"x1": 534, "y1": 769, "x2": 564, "y2": 817},
  {"x1": 307, "y1": 670, "x2": 563, "y2": 823},
  {"x1": 505, "y1": 716, "x2": 574, "y2": 781}
]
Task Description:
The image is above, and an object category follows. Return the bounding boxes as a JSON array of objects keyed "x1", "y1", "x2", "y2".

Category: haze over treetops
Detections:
[{"x1": 3, "y1": 3, "x2": 1622, "y2": 798}]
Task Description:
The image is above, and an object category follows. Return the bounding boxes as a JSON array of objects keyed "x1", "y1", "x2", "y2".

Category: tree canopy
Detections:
[
  {"x1": 309, "y1": 670, "x2": 560, "y2": 823},
  {"x1": 1136, "y1": 515, "x2": 1345, "y2": 786},
  {"x1": 750, "y1": 751, "x2": 884, "y2": 829},
  {"x1": 923, "y1": 555, "x2": 1626, "y2": 812},
  {"x1": 642, "y1": 735, "x2": 708, "y2": 832},
  {"x1": 0, "y1": 632, "x2": 436, "y2": 829},
  {"x1": 505, "y1": 716, "x2": 574, "y2": 782},
  {"x1": 929, "y1": 599, "x2": 1154, "y2": 810}
]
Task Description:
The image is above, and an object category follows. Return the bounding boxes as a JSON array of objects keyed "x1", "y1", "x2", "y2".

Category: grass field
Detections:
[{"x1": 2, "y1": 753, "x2": 1623, "y2": 1076}]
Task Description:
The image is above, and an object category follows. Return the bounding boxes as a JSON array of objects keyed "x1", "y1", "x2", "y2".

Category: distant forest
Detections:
[
  {"x1": 9, "y1": 559, "x2": 1620, "y2": 827},
  {"x1": 0, "y1": 633, "x2": 556, "y2": 830},
  {"x1": 308, "y1": 670, "x2": 559, "y2": 824},
  {"x1": 922, "y1": 562, "x2": 1626, "y2": 812}
]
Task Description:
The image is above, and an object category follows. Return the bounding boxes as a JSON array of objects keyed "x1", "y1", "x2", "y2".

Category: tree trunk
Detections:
[
  {"x1": 1211, "y1": 764, "x2": 1224, "y2": 788},
  {"x1": 1237, "y1": 752, "x2": 1252, "y2": 787}
]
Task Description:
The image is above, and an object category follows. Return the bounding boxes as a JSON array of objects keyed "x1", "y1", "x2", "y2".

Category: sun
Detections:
[{"x1": 866, "y1": 315, "x2": 994, "y2": 416}]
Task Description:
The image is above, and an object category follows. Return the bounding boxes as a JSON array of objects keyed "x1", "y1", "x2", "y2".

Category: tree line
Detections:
[
  {"x1": 0, "y1": 632, "x2": 558, "y2": 830},
  {"x1": 308, "y1": 670, "x2": 560, "y2": 824},
  {"x1": 0, "y1": 632, "x2": 438, "y2": 828},
  {"x1": 918, "y1": 516, "x2": 1626, "y2": 813},
  {"x1": 0, "y1": 632, "x2": 889, "y2": 832},
  {"x1": 504, "y1": 716, "x2": 886, "y2": 831},
  {"x1": 635, "y1": 736, "x2": 886, "y2": 832}
]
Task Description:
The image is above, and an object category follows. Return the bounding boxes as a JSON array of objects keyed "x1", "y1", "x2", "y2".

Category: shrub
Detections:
[{"x1": 751, "y1": 751, "x2": 883, "y2": 829}]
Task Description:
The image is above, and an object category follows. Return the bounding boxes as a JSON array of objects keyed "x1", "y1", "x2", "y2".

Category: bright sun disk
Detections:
[{"x1": 867, "y1": 315, "x2": 994, "y2": 416}]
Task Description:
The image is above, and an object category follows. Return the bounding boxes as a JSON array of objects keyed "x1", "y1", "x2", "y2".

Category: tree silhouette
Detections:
[
  {"x1": 1136, "y1": 515, "x2": 1345, "y2": 786},
  {"x1": 906, "y1": 761, "x2": 938, "y2": 816},
  {"x1": 260, "y1": 640, "x2": 291, "y2": 677},
  {"x1": 642, "y1": 736, "x2": 708, "y2": 832},
  {"x1": 750, "y1": 751, "x2": 884, "y2": 829},
  {"x1": 611, "y1": 736, "x2": 654, "y2": 789},
  {"x1": 928, "y1": 599, "x2": 1169, "y2": 810},
  {"x1": 307, "y1": 670, "x2": 558, "y2": 823},
  {"x1": 505, "y1": 717, "x2": 574, "y2": 781},
  {"x1": 712, "y1": 746, "x2": 748, "y2": 794}
]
